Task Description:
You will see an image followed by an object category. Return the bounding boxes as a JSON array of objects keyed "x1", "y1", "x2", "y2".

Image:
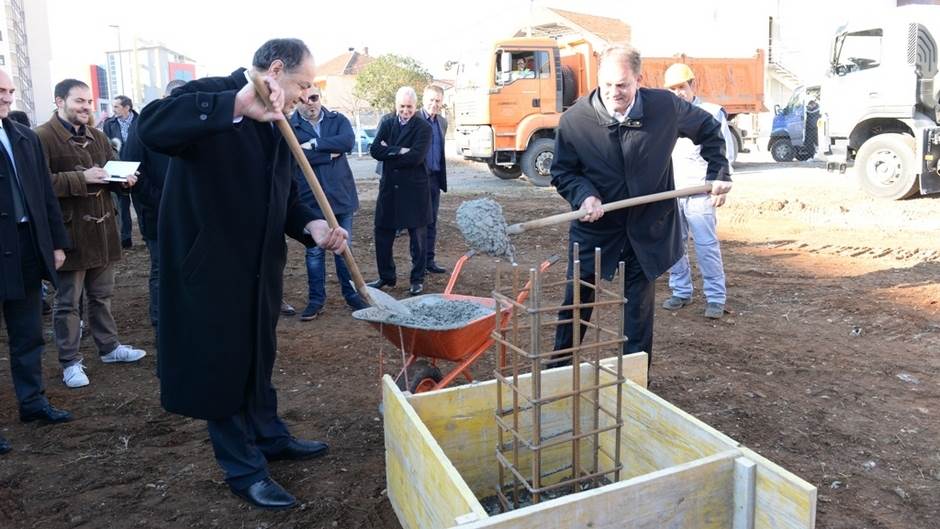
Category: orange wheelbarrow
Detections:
[{"x1": 353, "y1": 252, "x2": 558, "y2": 393}]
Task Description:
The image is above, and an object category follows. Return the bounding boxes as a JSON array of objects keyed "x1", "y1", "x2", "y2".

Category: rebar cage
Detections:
[{"x1": 491, "y1": 244, "x2": 628, "y2": 511}]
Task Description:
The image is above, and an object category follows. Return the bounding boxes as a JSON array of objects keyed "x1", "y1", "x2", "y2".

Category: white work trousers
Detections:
[{"x1": 667, "y1": 195, "x2": 726, "y2": 304}]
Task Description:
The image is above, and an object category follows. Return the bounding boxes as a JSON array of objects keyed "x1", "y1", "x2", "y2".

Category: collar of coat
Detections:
[
  {"x1": 46, "y1": 111, "x2": 96, "y2": 144},
  {"x1": 0, "y1": 117, "x2": 26, "y2": 145},
  {"x1": 290, "y1": 107, "x2": 337, "y2": 130},
  {"x1": 589, "y1": 88, "x2": 645, "y2": 127}
]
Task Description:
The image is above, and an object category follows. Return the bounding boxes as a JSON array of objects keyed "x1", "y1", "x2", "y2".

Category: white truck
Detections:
[{"x1": 819, "y1": 16, "x2": 940, "y2": 199}]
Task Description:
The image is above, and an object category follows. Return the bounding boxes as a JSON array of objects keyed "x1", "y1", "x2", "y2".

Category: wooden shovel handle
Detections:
[
  {"x1": 246, "y1": 72, "x2": 373, "y2": 304},
  {"x1": 505, "y1": 183, "x2": 713, "y2": 235}
]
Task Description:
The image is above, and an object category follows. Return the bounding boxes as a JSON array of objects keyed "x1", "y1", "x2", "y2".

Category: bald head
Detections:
[{"x1": 0, "y1": 69, "x2": 15, "y2": 119}]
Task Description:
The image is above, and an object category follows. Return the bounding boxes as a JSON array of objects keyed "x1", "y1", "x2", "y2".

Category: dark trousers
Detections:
[
  {"x1": 144, "y1": 238, "x2": 159, "y2": 330},
  {"x1": 375, "y1": 225, "x2": 427, "y2": 285},
  {"x1": 417, "y1": 175, "x2": 442, "y2": 265},
  {"x1": 554, "y1": 238, "x2": 656, "y2": 365},
  {"x1": 2, "y1": 223, "x2": 50, "y2": 415},
  {"x1": 114, "y1": 193, "x2": 132, "y2": 243},
  {"x1": 206, "y1": 347, "x2": 291, "y2": 489}
]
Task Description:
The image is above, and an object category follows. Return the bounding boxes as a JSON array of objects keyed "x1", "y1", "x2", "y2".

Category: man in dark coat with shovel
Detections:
[
  {"x1": 137, "y1": 38, "x2": 348, "y2": 510},
  {"x1": 550, "y1": 44, "x2": 731, "y2": 369}
]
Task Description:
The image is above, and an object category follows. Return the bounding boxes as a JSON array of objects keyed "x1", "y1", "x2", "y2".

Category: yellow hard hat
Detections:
[{"x1": 664, "y1": 63, "x2": 695, "y2": 88}]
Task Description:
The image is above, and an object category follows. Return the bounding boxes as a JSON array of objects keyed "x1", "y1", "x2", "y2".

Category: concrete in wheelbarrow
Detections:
[{"x1": 383, "y1": 353, "x2": 816, "y2": 529}]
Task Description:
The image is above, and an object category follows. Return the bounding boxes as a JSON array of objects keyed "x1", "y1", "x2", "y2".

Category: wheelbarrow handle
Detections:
[
  {"x1": 505, "y1": 183, "x2": 713, "y2": 235},
  {"x1": 245, "y1": 71, "x2": 374, "y2": 306}
]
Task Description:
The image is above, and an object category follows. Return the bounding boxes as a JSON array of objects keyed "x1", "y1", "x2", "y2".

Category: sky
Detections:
[
  {"x1": 41, "y1": 0, "x2": 933, "y2": 88},
  {"x1": 45, "y1": 0, "x2": 610, "y2": 79}
]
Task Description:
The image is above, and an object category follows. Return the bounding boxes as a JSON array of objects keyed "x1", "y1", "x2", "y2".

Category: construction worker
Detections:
[{"x1": 661, "y1": 63, "x2": 735, "y2": 319}]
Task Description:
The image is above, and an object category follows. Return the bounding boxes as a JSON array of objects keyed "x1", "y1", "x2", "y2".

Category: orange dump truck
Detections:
[{"x1": 454, "y1": 37, "x2": 765, "y2": 186}]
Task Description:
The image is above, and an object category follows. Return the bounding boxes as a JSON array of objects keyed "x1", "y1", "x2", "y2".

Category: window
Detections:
[
  {"x1": 495, "y1": 50, "x2": 550, "y2": 86},
  {"x1": 833, "y1": 29, "x2": 883, "y2": 75},
  {"x1": 0, "y1": 55, "x2": 5, "y2": 66}
]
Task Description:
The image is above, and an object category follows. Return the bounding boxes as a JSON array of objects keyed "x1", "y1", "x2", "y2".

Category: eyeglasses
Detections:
[{"x1": 307, "y1": 94, "x2": 320, "y2": 103}]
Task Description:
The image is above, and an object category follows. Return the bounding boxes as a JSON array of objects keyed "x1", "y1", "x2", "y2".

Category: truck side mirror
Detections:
[
  {"x1": 774, "y1": 104, "x2": 781, "y2": 115},
  {"x1": 497, "y1": 51, "x2": 512, "y2": 85}
]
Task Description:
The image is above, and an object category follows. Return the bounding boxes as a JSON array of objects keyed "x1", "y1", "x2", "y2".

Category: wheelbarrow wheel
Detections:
[{"x1": 397, "y1": 360, "x2": 443, "y2": 394}]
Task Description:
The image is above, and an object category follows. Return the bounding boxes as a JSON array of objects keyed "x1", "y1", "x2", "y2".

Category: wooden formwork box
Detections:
[{"x1": 383, "y1": 353, "x2": 816, "y2": 529}]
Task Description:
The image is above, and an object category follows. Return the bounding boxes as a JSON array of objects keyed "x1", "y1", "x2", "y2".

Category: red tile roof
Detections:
[
  {"x1": 316, "y1": 50, "x2": 374, "y2": 77},
  {"x1": 546, "y1": 7, "x2": 631, "y2": 43}
]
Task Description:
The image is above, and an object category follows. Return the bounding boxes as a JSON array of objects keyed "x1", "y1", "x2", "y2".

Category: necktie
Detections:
[{"x1": 0, "y1": 136, "x2": 28, "y2": 223}]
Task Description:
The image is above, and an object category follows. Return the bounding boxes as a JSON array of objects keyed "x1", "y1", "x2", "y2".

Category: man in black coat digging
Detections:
[
  {"x1": 550, "y1": 44, "x2": 732, "y2": 370},
  {"x1": 137, "y1": 38, "x2": 348, "y2": 510}
]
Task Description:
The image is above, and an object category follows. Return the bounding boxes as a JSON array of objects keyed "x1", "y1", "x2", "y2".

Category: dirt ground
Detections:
[{"x1": 1, "y1": 150, "x2": 938, "y2": 529}]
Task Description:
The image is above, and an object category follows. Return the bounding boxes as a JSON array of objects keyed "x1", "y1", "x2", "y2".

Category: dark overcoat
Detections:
[
  {"x1": 35, "y1": 114, "x2": 123, "y2": 272},
  {"x1": 0, "y1": 119, "x2": 70, "y2": 299},
  {"x1": 289, "y1": 109, "x2": 359, "y2": 216},
  {"x1": 122, "y1": 117, "x2": 168, "y2": 241},
  {"x1": 370, "y1": 113, "x2": 432, "y2": 229},
  {"x1": 551, "y1": 88, "x2": 731, "y2": 281},
  {"x1": 137, "y1": 69, "x2": 318, "y2": 420},
  {"x1": 102, "y1": 109, "x2": 140, "y2": 158}
]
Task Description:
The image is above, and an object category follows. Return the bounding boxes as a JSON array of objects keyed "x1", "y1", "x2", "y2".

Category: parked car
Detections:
[
  {"x1": 350, "y1": 127, "x2": 377, "y2": 154},
  {"x1": 768, "y1": 85, "x2": 820, "y2": 162}
]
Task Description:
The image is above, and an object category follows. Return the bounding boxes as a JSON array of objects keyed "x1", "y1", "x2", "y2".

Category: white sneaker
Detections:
[
  {"x1": 101, "y1": 344, "x2": 147, "y2": 363},
  {"x1": 63, "y1": 363, "x2": 90, "y2": 388}
]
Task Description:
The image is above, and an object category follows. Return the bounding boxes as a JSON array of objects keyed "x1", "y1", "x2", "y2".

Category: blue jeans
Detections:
[
  {"x1": 305, "y1": 212, "x2": 358, "y2": 307},
  {"x1": 668, "y1": 195, "x2": 726, "y2": 304}
]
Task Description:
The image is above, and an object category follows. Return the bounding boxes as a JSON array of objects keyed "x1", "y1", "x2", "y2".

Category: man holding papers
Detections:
[{"x1": 35, "y1": 78, "x2": 147, "y2": 389}]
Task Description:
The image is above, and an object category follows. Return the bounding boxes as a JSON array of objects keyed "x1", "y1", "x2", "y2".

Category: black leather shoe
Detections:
[
  {"x1": 366, "y1": 278, "x2": 396, "y2": 290},
  {"x1": 409, "y1": 283, "x2": 424, "y2": 296},
  {"x1": 426, "y1": 262, "x2": 447, "y2": 274},
  {"x1": 0, "y1": 435, "x2": 10, "y2": 455},
  {"x1": 20, "y1": 404, "x2": 73, "y2": 424},
  {"x1": 266, "y1": 438, "x2": 329, "y2": 462},
  {"x1": 229, "y1": 477, "x2": 296, "y2": 510},
  {"x1": 121, "y1": 238, "x2": 133, "y2": 249}
]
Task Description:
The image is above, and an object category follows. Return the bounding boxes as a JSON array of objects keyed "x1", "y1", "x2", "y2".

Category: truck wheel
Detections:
[
  {"x1": 488, "y1": 163, "x2": 522, "y2": 180},
  {"x1": 520, "y1": 138, "x2": 555, "y2": 187},
  {"x1": 396, "y1": 360, "x2": 443, "y2": 394},
  {"x1": 769, "y1": 137, "x2": 795, "y2": 162},
  {"x1": 855, "y1": 133, "x2": 919, "y2": 200}
]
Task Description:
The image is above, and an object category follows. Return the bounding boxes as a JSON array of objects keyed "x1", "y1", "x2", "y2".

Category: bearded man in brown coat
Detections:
[{"x1": 35, "y1": 79, "x2": 146, "y2": 389}]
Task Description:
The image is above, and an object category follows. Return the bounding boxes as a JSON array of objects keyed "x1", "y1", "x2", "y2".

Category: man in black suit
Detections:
[
  {"x1": 122, "y1": 79, "x2": 186, "y2": 340},
  {"x1": 417, "y1": 85, "x2": 448, "y2": 274},
  {"x1": 368, "y1": 86, "x2": 432, "y2": 296},
  {"x1": 550, "y1": 45, "x2": 732, "y2": 368},
  {"x1": 0, "y1": 68, "x2": 73, "y2": 455}
]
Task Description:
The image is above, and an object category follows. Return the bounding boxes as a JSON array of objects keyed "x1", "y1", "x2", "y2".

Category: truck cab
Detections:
[
  {"x1": 819, "y1": 19, "x2": 940, "y2": 198},
  {"x1": 454, "y1": 38, "x2": 586, "y2": 186}
]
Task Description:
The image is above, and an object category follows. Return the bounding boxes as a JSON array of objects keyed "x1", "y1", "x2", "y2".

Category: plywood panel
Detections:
[
  {"x1": 738, "y1": 447, "x2": 817, "y2": 529},
  {"x1": 454, "y1": 450, "x2": 739, "y2": 529},
  {"x1": 383, "y1": 376, "x2": 487, "y2": 529}
]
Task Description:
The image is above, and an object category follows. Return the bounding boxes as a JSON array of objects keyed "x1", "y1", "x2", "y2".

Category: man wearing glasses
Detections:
[{"x1": 289, "y1": 87, "x2": 366, "y2": 320}]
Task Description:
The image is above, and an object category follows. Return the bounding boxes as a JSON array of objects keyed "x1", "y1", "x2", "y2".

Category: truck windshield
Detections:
[
  {"x1": 834, "y1": 29, "x2": 883, "y2": 74},
  {"x1": 495, "y1": 50, "x2": 549, "y2": 86}
]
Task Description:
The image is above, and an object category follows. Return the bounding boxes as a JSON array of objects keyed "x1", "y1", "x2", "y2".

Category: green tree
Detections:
[{"x1": 353, "y1": 54, "x2": 433, "y2": 114}]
